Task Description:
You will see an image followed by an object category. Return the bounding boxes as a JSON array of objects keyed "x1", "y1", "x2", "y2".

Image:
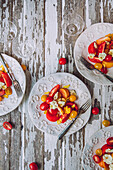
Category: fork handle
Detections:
[
  {"x1": 58, "y1": 115, "x2": 79, "y2": 140},
  {"x1": 95, "y1": 69, "x2": 113, "y2": 83}
]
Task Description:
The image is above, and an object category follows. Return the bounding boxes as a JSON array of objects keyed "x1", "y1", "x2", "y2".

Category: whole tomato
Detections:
[
  {"x1": 93, "y1": 155, "x2": 101, "y2": 163},
  {"x1": 105, "y1": 55, "x2": 112, "y2": 61},
  {"x1": 49, "y1": 108, "x2": 58, "y2": 115},
  {"x1": 46, "y1": 110, "x2": 59, "y2": 122},
  {"x1": 40, "y1": 102, "x2": 49, "y2": 111},
  {"x1": 29, "y1": 162, "x2": 38, "y2": 170},
  {"x1": 59, "y1": 58, "x2": 67, "y2": 65},
  {"x1": 92, "y1": 107, "x2": 99, "y2": 115},
  {"x1": 106, "y1": 137, "x2": 113, "y2": 146},
  {"x1": 3, "y1": 122, "x2": 12, "y2": 130},
  {"x1": 46, "y1": 96, "x2": 53, "y2": 104}
]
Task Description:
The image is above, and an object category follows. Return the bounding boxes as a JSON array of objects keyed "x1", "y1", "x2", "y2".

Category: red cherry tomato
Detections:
[
  {"x1": 3, "y1": 122, "x2": 12, "y2": 130},
  {"x1": 106, "y1": 137, "x2": 113, "y2": 146},
  {"x1": 93, "y1": 155, "x2": 101, "y2": 163},
  {"x1": 97, "y1": 42, "x2": 106, "y2": 55},
  {"x1": 49, "y1": 84, "x2": 60, "y2": 97},
  {"x1": 0, "y1": 77, "x2": 5, "y2": 83},
  {"x1": 88, "y1": 41, "x2": 97, "y2": 54},
  {"x1": 92, "y1": 107, "x2": 99, "y2": 115},
  {"x1": 1, "y1": 72, "x2": 12, "y2": 87},
  {"x1": 46, "y1": 110, "x2": 59, "y2": 122},
  {"x1": 29, "y1": 162, "x2": 38, "y2": 170},
  {"x1": 100, "y1": 67, "x2": 108, "y2": 74},
  {"x1": 105, "y1": 55, "x2": 112, "y2": 62},
  {"x1": 59, "y1": 58, "x2": 67, "y2": 65},
  {"x1": 40, "y1": 102, "x2": 49, "y2": 111},
  {"x1": 101, "y1": 144, "x2": 113, "y2": 154},
  {"x1": 0, "y1": 89, "x2": 5, "y2": 96},
  {"x1": 46, "y1": 96, "x2": 53, "y2": 104},
  {"x1": 49, "y1": 108, "x2": 58, "y2": 115}
]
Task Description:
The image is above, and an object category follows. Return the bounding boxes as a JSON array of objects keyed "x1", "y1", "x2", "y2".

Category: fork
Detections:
[
  {"x1": 58, "y1": 99, "x2": 91, "y2": 140},
  {"x1": 0, "y1": 54, "x2": 23, "y2": 97}
]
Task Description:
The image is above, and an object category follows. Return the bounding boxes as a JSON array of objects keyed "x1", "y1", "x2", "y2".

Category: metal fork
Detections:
[
  {"x1": 0, "y1": 54, "x2": 23, "y2": 97},
  {"x1": 58, "y1": 99, "x2": 91, "y2": 140}
]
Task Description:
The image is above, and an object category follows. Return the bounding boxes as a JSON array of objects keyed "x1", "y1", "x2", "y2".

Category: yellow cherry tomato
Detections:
[
  {"x1": 95, "y1": 148, "x2": 102, "y2": 156},
  {"x1": 102, "y1": 120, "x2": 110, "y2": 127},
  {"x1": 102, "y1": 61, "x2": 113, "y2": 68},
  {"x1": 94, "y1": 63, "x2": 102, "y2": 70},
  {"x1": 41, "y1": 95, "x2": 48, "y2": 102},
  {"x1": 69, "y1": 95, "x2": 77, "y2": 102},
  {"x1": 5, "y1": 87, "x2": 12, "y2": 95},
  {"x1": 70, "y1": 110, "x2": 77, "y2": 118}
]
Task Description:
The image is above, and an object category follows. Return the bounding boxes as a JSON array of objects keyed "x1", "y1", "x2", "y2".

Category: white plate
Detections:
[
  {"x1": 83, "y1": 126, "x2": 113, "y2": 170},
  {"x1": 0, "y1": 54, "x2": 26, "y2": 116},
  {"x1": 74, "y1": 23, "x2": 113, "y2": 85},
  {"x1": 28, "y1": 72, "x2": 91, "y2": 136}
]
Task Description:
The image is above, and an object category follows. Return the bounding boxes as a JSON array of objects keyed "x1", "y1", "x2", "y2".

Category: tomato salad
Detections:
[
  {"x1": 39, "y1": 84, "x2": 78, "y2": 124},
  {"x1": 88, "y1": 33, "x2": 113, "y2": 74},
  {"x1": 93, "y1": 137, "x2": 113, "y2": 169},
  {"x1": 0, "y1": 65, "x2": 12, "y2": 101}
]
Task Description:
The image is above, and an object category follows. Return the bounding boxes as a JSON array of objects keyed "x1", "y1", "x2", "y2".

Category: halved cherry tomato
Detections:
[
  {"x1": 93, "y1": 155, "x2": 101, "y2": 163},
  {"x1": 104, "y1": 55, "x2": 112, "y2": 62},
  {"x1": 59, "y1": 58, "x2": 67, "y2": 65},
  {"x1": 92, "y1": 107, "x2": 99, "y2": 115},
  {"x1": 46, "y1": 96, "x2": 53, "y2": 104},
  {"x1": 46, "y1": 110, "x2": 59, "y2": 122},
  {"x1": 66, "y1": 102, "x2": 78, "y2": 111},
  {"x1": 29, "y1": 162, "x2": 38, "y2": 170},
  {"x1": 88, "y1": 56, "x2": 102, "y2": 63},
  {"x1": 49, "y1": 108, "x2": 58, "y2": 115},
  {"x1": 101, "y1": 144, "x2": 113, "y2": 154},
  {"x1": 0, "y1": 77, "x2": 5, "y2": 83},
  {"x1": 88, "y1": 41, "x2": 97, "y2": 54},
  {"x1": 0, "y1": 89, "x2": 5, "y2": 96},
  {"x1": 100, "y1": 67, "x2": 108, "y2": 74},
  {"x1": 40, "y1": 102, "x2": 49, "y2": 111},
  {"x1": 106, "y1": 137, "x2": 113, "y2": 146},
  {"x1": 1, "y1": 72, "x2": 12, "y2": 87},
  {"x1": 49, "y1": 84, "x2": 60, "y2": 97},
  {"x1": 3, "y1": 122, "x2": 12, "y2": 130},
  {"x1": 59, "y1": 113, "x2": 70, "y2": 123},
  {"x1": 97, "y1": 42, "x2": 106, "y2": 55}
]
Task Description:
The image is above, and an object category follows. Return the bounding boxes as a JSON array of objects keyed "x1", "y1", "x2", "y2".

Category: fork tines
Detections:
[{"x1": 80, "y1": 99, "x2": 91, "y2": 112}]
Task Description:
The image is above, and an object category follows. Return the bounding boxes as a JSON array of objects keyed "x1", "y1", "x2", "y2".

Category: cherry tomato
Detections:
[
  {"x1": 93, "y1": 155, "x2": 101, "y2": 163},
  {"x1": 49, "y1": 108, "x2": 58, "y2": 115},
  {"x1": 41, "y1": 95, "x2": 48, "y2": 102},
  {"x1": 59, "y1": 113, "x2": 70, "y2": 123},
  {"x1": 70, "y1": 110, "x2": 77, "y2": 118},
  {"x1": 1, "y1": 72, "x2": 12, "y2": 87},
  {"x1": 106, "y1": 137, "x2": 113, "y2": 146},
  {"x1": 29, "y1": 162, "x2": 38, "y2": 170},
  {"x1": 100, "y1": 67, "x2": 108, "y2": 74},
  {"x1": 102, "y1": 120, "x2": 110, "y2": 127},
  {"x1": 101, "y1": 144, "x2": 113, "y2": 154},
  {"x1": 59, "y1": 58, "x2": 67, "y2": 65},
  {"x1": 92, "y1": 107, "x2": 99, "y2": 115},
  {"x1": 66, "y1": 102, "x2": 78, "y2": 111},
  {"x1": 46, "y1": 110, "x2": 59, "y2": 122},
  {"x1": 46, "y1": 96, "x2": 53, "y2": 104},
  {"x1": 0, "y1": 77, "x2": 5, "y2": 83},
  {"x1": 95, "y1": 148, "x2": 102, "y2": 156},
  {"x1": 88, "y1": 41, "x2": 97, "y2": 54},
  {"x1": 105, "y1": 55, "x2": 112, "y2": 62},
  {"x1": 49, "y1": 84, "x2": 60, "y2": 97},
  {"x1": 94, "y1": 63, "x2": 102, "y2": 70},
  {"x1": 0, "y1": 89, "x2": 5, "y2": 96},
  {"x1": 3, "y1": 122, "x2": 12, "y2": 130},
  {"x1": 40, "y1": 102, "x2": 49, "y2": 111},
  {"x1": 69, "y1": 95, "x2": 76, "y2": 102}
]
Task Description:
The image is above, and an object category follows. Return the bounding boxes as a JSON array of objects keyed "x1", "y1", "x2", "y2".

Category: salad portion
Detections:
[
  {"x1": 0, "y1": 65, "x2": 12, "y2": 101},
  {"x1": 88, "y1": 33, "x2": 113, "y2": 74},
  {"x1": 39, "y1": 84, "x2": 78, "y2": 124},
  {"x1": 93, "y1": 137, "x2": 113, "y2": 170}
]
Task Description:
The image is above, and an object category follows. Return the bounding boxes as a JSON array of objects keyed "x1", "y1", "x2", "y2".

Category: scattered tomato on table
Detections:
[
  {"x1": 39, "y1": 84, "x2": 78, "y2": 124},
  {"x1": 3, "y1": 122, "x2": 12, "y2": 130},
  {"x1": 92, "y1": 107, "x2": 99, "y2": 115},
  {"x1": 29, "y1": 162, "x2": 38, "y2": 170},
  {"x1": 59, "y1": 58, "x2": 67, "y2": 65}
]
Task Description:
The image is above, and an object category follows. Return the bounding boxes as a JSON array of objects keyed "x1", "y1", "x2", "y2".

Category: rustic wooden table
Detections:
[{"x1": 0, "y1": 0, "x2": 113, "y2": 170}]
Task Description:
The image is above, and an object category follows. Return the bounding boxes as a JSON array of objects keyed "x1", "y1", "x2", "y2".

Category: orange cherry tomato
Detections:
[
  {"x1": 41, "y1": 95, "x2": 48, "y2": 102},
  {"x1": 3, "y1": 122, "x2": 12, "y2": 130},
  {"x1": 102, "y1": 120, "x2": 110, "y2": 127},
  {"x1": 69, "y1": 95, "x2": 76, "y2": 102},
  {"x1": 94, "y1": 63, "x2": 102, "y2": 70},
  {"x1": 70, "y1": 110, "x2": 77, "y2": 118},
  {"x1": 95, "y1": 148, "x2": 102, "y2": 156}
]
